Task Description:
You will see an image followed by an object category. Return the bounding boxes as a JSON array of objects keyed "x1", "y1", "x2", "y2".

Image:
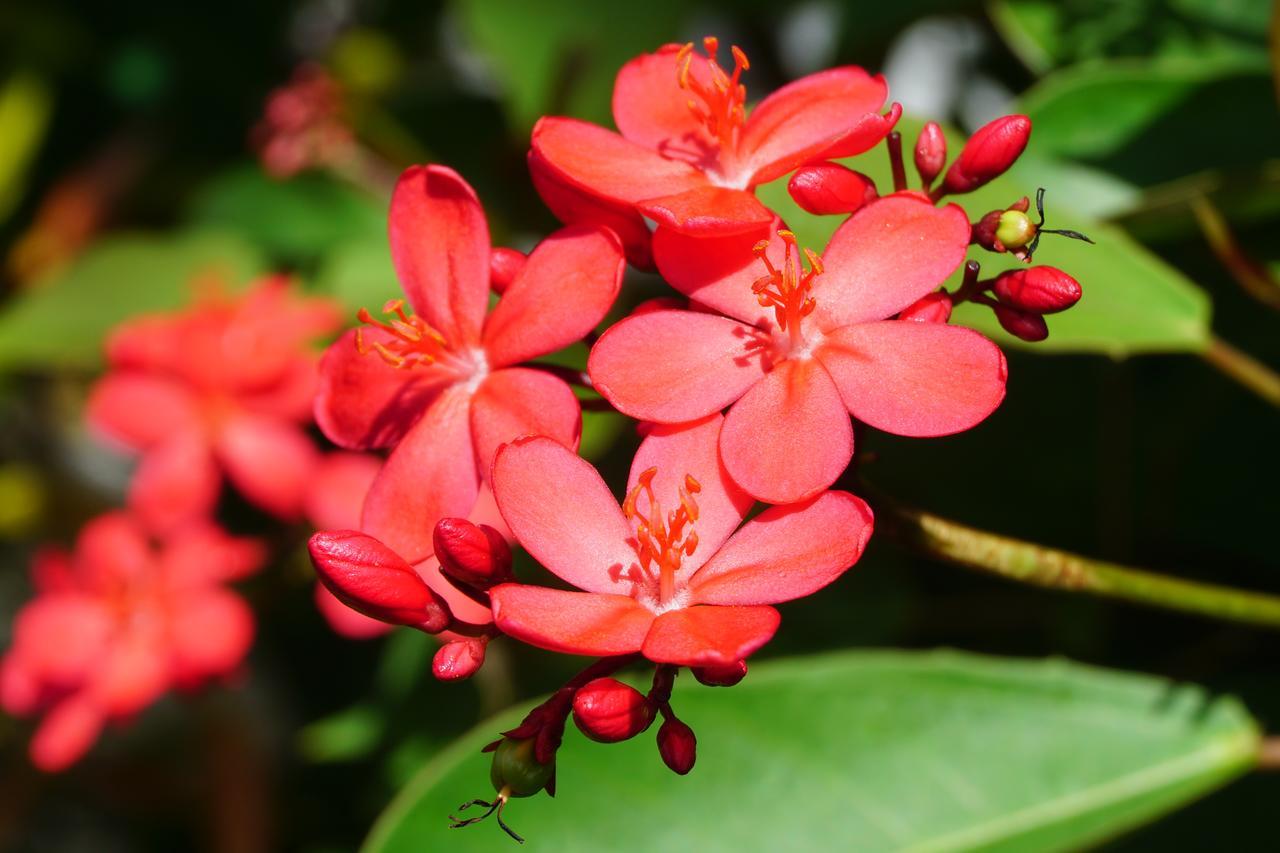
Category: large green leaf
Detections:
[
  {"x1": 367, "y1": 650, "x2": 1257, "y2": 852},
  {"x1": 0, "y1": 230, "x2": 263, "y2": 371},
  {"x1": 756, "y1": 116, "x2": 1212, "y2": 355}
]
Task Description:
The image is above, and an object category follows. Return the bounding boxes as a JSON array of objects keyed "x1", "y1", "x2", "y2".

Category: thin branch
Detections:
[
  {"x1": 1257, "y1": 736, "x2": 1280, "y2": 770},
  {"x1": 1190, "y1": 196, "x2": 1280, "y2": 311},
  {"x1": 1202, "y1": 336, "x2": 1280, "y2": 408},
  {"x1": 872, "y1": 491, "x2": 1280, "y2": 630}
]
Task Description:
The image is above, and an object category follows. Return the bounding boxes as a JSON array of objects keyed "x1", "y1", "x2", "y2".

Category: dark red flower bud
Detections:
[
  {"x1": 692, "y1": 660, "x2": 748, "y2": 687},
  {"x1": 787, "y1": 163, "x2": 878, "y2": 216},
  {"x1": 307, "y1": 531, "x2": 450, "y2": 632},
  {"x1": 993, "y1": 267, "x2": 1081, "y2": 314},
  {"x1": 941, "y1": 115, "x2": 1031, "y2": 195},
  {"x1": 433, "y1": 637, "x2": 487, "y2": 681},
  {"x1": 994, "y1": 304, "x2": 1049, "y2": 342},
  {"x1": 434, "y1": 518, "x2": 513, "y2": 589},
  {"x1": 657, "y1": 716, "x2": 697, "y2": 775},
  {"x1": 898, "y1": 291, "x2": 953, "y2": 324},
  {"x1": 913, "y1": 121, "x2": 947, "y2": 186},
  {"x1": 489, "y1": 247, "x2": 527, "y2": 295},
  {"x1": 571, "y1": 677, "x2": 655, "y2": 742},
  {"x1": 489, "y1": 736, "x2": 555, "y2": 798}
]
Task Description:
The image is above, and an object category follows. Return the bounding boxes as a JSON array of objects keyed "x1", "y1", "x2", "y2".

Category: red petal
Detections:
[
  {"x1": 314, "y1": 329, "x2": 452, "y2": 450},
  {"x1": 641, "y1": 605, "x2": 779, "y2": 666},
  {"x1": 238, "y1": 356, "x2": 320, "y2": 423},
  {"x1": 491, "y1": 437, "x2": 636, "y2": 595},
  {"x1": 127, "y1": 436, "x2": 220, "y2": 535},
  {"x1": 588, "y1": 309, "x2": 768, "y2": 423},
  {"x1": 314, "y1": 583, "x2": 393, "y2": 639},
  {"x1": 389, "y1": 165, "x2": 490, "y2": 346},
  {"x1": 361, "y1": 386, "x2": 480, "y2": 563},
  {"x1": 303, "y1": 452, "x2": 382, "y2": 531},
  {"x1": 815, "y1": 321, "x2": 1007, "y2": 436},
  {"x1": 482, "y1": 225, "x2": 624, "y2": 367},
  {"x1": 30, "y1": 696, "x2": 104, "y2": 772},
  {"x1": 308, "y1": 530, "x2": 449, "y2": 631},
  {"x1": 627, "y1": 414, "x2": 751, "y2": 573},
  {"x1": 813, "y1": 196, "x2": 972, "y2": 329},
  {"x1": 742, "y1": 68, "x2": 894, "y2": 185},
  {"x1": 86, "y1": 373, "x2": 198, "y2": 451},
  {"x1": 168, "y1": 588, "x2": 255, "y2": 685},
  {"x1": 75, "y1": 511, "x2": 152, "y2": 589},
  {"x1": 159, "y1": 524, "x2": 266, "y2": 587},
  {"x1": 612, "y1": 45, "x2": 717, "y2": 157},
  {"x1": 720, "y1": 358, "x2": 852, "y2": 504},
  {"x1": 490, "y1": 584, "x2": 653, "y2": 657},
  {"x1": 470, "y1": 368, "x2": 581, "y2": 477},
  {"x1": 637, "y1": 185, "x2": 774, "y2": 237},
  {"x1": 651, "y1": 223, "x2": 779, "y2": 326},
  {"x1": 529, "y1": 150, "x2": 655, "y2": 269},
  {"x1": 691, "y1": 491, "x2": 872, "y2": 605},
  {"x1": 89, "y1": 627, "x2": 170, "y2": 716},
  {"x1": 216, "y1": 415, "x2": 318, "y2": 521},
  {"x1": 415, "y1": 557, "x2": 494, "y2": 627},
  {"x1": 9, "y1": 595, "x2": 112, "y2": 686}
]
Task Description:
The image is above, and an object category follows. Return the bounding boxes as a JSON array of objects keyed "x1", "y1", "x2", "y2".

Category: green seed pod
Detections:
[
  {"x1": 995, "y1": 210, "x2": 1036, "y2": 250},
  {"x1": 489, "y1": 737, "x2": 555, "y2": 798}
]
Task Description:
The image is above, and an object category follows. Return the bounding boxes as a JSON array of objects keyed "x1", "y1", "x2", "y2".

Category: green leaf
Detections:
[
  {"x1": 187, "y1": 166, "x2": 385, "y2": 264},
  {"x1": 756, "y1": 116, "x2": 1212, "y2": 355},
  {"x1": 315, "y1": 236, "x2": 398, "y2": 314},
  {"x1": 454, "y1": 0, "x2": 683, "y2": 131},
  {"x1": 0, "y1": 230, "x2": 263, "y2": 371},
  {"x1": 299, "y1": 704, "x2": 386, "y2": 764},
  {"x1": 0, "y1": 71, "x2": 53, "y2": 222},
  {"x1": 366, "y1": 650, "x2": 1258, "y2": 852}
]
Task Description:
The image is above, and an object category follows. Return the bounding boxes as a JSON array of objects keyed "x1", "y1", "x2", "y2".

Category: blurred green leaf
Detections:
[
  {"x1": 758, "y1": 116, "x2": 1212, "y2": 355},
  {"x1": 188, "y1": 166, "x2": 385, "y2": 264},
  {"x1": 0, "y1": 230, "x2": 262, "y2": 371},
  {"x1": 366, "y1": 650, "x2": 1257, "y2": 852},
  {"x1": 315, "y1": 236, "x2": 397, "y2": 313},
  {"x1": 454, "y1": 0, "x2": 683, "y2": 131},
  {"x1": 300, "y1": 704, "x2": 386, "y2": 764},
  {"x1": 0, "y1": 71, "x2": 53, "y2": 222}
]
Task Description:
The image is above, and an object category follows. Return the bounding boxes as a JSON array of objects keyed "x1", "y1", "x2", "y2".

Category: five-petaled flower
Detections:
[
  {"x1": 488, "y1": 415, "x2": 873, "y2": 666},
  {"x1": 529, "y1": 38, "x2": 900, "y2": 265},
  {"x1": 588, "y1": 195, "x2": 1008, "y2": 504},
  {"x1": 0, "y1": 512, "x2": 263, "y2": 771},
  {"x1": 315, "y1": 165, "x2": 624, "y2": 561},
  {"x1": 87, "y1": 276, "x2": 341, "y2": 532}
]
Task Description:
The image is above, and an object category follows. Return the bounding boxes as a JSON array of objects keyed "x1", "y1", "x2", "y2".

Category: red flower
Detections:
[
  {"x1": 488, "y1": 416, "x2": 873, "y2": 666},
  {"x1": 315, "y1": 165, "x2": 624, "y2": 561},
  {"x1": 529, "y1": 38, "x2": 900, "y2": 264},
  {"x1": 587, "y1": 195, "x2": 1008, "y2": 503},
  {"x1": 87, "y1": 277, "x2": 341, "y2": 532},
  {"x1": 0, "y1": 513, "x2": 263, "y2": 771}
]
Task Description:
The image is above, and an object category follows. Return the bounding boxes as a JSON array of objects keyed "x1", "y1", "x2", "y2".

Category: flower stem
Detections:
[
  {"x1": 872, "y1": 491, "x2": 1280, "y2": 630},
  {"x1": 1202, "y1": 336, "x2": 1280, "y2": 408},
  {"x1": 886, "y1": 131, "x2": 907, "y2": 193},
  {"x1": 1190, "y1": 196, "x2": 1280, "y2": 311}
]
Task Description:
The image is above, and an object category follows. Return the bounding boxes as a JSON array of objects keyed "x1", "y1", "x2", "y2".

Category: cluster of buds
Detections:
[{"x1": 251, "y1": 64, "x2": 355, "y2": 178}]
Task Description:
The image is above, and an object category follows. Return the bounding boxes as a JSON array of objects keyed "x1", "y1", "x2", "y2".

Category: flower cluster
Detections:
[{"x1": 303, "y1": 37, "x2": 1088, "y2": 840}]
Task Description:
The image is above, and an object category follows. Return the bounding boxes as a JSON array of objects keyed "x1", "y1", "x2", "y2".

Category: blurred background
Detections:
[{"x1": 0, "y1": 0, "x2": 1277, "y2": 850}]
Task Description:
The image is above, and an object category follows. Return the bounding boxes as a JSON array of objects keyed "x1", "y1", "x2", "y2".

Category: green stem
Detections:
[
  {"x1": 1202, "y1": 336, "x2": 1280, "y2": 408},
  {"x1": 873, "y1": 493, "x2": 1280, "y2": 630}
]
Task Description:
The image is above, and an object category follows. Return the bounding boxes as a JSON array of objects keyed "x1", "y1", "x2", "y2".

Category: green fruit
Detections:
[
  {"x1": 489, "y1": 737, "x2": 554, "y2": 798},
  {"x1": 996, "y1": 210, "x2": 1036, "y2": 249}
]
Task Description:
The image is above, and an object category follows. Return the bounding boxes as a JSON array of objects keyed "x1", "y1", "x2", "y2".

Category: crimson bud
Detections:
[
  {"x1": 941, "y1": 115, "x2": 1031, "y2": 195},
  {"x1": 434, "y1": 518, "x2": 513, "y2": 589},
  {"x1": 571, "y1": 677, "x2": 655, "y2": 742},
  {"x1": 308, "y1": 531, "x2": 450, "y2": 632},
  {"x1": 692, "y1": 660, "x2": 748, "y2": 687},
  {"x1": 993, "y1": 267, "x2": 1081, "y2": 314},
  {"x1": 657, "y1": 716, "x2": 697, "y2": 775},
  {"x1": 913, "y1": 121, "x2": 947, "y2": 186},
  {"x1": 489, "y1": 247, "x2": 527, "y2": 295},
  {"x1": 898, "y1": 291, "x2": 953, "y2": 324},
  {"x1": 433, "y1": 637, "x2": 487, "y2": 681},
  {"x1": 787, "y1": 163, "x2": 878, "y2": 216},
  {"x1": 994, "y1": 304, "x2": 1049, "y2": 342}
]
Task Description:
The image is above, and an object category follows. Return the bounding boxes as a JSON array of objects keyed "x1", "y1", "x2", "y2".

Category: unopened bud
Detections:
[
  {"x1": 489, "y1": 736, "x2": 555, "y2": 798},
  {"x1": 993, "y1": 267, "x2": 1081, "y2": 314},
  {"x1": 571, "y1": 677, "x2": 655, "y2": 742},
  {"x1": 489, "y1": 247, "x2": 527, "y2": 295},
  {"x1": 434, "y1": 518, "x2": 513, "y2": 589},
  {"x1": 995, "y1": 210, "x2": 1037, "y2": 251},
  {"x1": 692, "y1": 660, "x2": 747, "y2": 687},
  {"x1": 307, "y1": 531, "x2": 450, "y2": 632},
  {"x1": 433, "y1": 637, "x2": 487, "y2": 681},
  {"x1": 913, "y1": 122, "x2": 947, "y2": 186},
  {"x1": 994, "y1": 304, "x2": 1049, "y2": 342},
  {"x1": 941, "y1": 115, "x2": 1031, "y2": 195},
  {"x1": 787, "y1": 163, "x2": 878, "y2": 216},
  {"x1": 657, "y1": 716, "x2": 697, "y2": 775},
  {"x1": 898, "y1": 292, "x2": 953, "y2": 324}
]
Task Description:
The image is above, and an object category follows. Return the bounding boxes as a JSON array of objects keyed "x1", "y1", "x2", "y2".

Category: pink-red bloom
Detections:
[
  {"x1": 0, "y1": 513, "x2": 263, "y2": 771},
  {"x1": 488, "y1": 416, "x2": 873, "y2": 666},
  {"x1": 529, "y1": 38, "x2": 900, "y2": 264},
  {"x1": 87, "y1": 277, "x2": 341, "y2": 532},
  {"x1": 315, "y1": 165, "x2": 624, "y2": 562},
  {"x1": 588, "y1": 195, "x2": 1008, "y2": 503}
]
